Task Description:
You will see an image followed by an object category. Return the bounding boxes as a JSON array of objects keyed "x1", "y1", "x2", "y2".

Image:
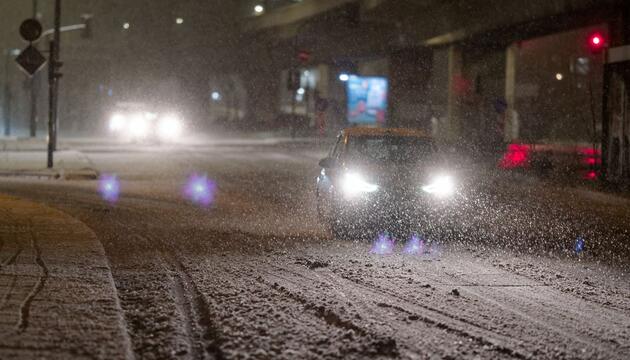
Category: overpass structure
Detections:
[{"x1": 237, "y1": 0, "x2": 630, "y2": 183}]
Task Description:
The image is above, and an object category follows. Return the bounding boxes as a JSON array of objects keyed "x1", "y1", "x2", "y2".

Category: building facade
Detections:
[{"x1": 236, "y1": 0, "x2": 630, "y2": 181}]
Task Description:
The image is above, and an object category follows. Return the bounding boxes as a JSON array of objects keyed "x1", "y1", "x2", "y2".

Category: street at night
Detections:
[
  {"x1": 2, "y1": 0, "x2": 630, "y2": 359},
  {"x1": 0, "y1": 139, "x2": 629, "y2": 359}
]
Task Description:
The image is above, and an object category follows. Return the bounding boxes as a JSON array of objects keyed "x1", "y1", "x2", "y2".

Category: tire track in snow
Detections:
[
  {"x1": 215, "y1": 259, "x2": 400, "y2": 358},
  {"x1": 0, "y1": 209, "x2": 24, "y2": 270},
  {"x1": 437, "y1": 263, "x2": 628, "y2": 359},
  {"x1": 16, "y1": 226, "x2": 49, "y2": 333},
  {"x1": 0, "y1": 276, "x2": 17, "y2": 310},
  {"x1": 330, "y1": 254, "x2": 626, "y2": 359},
  {"x1": 1, "y1": 247, "x2": 23, "y2": 269},
  {"x1": 159, "y1": 251, "x2": 225, "y2": 360},
  {"x1": 459, "y1": 284, "x2": 625, "y2": 359},
  {"x1": 126, "y1": 230, "x2": 224, "y2": 360},
  {"x1": 33, "y1": 196, "x2": 223, "y2": 359},
  {"x1": 0, "y1": 344, "x2": 98, "y2": 359},
  {"x1": 259, "y1": 261, "x2": 530, "y2": 359}
]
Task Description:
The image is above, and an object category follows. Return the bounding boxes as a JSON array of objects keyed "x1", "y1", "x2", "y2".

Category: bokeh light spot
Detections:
[
  {"x1": 184, "y1": 173, "x2": 217, "y2": 207},
  {"x1": 403, "y1": 233, "x2": 425, "y2": 255},
  {"x1": 98, "y1": 174, "x2": 120, "y2": 203},
  {"x1": 370, "y1": 232, "x2": 395, "y2": 255},
  {"x1": 575, "y1": 237, "x2": 586, "y2": 254}
]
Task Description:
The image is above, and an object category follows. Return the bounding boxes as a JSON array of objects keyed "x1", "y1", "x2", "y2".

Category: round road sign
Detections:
[{"x1": 19, "y1": 18, "x2": 43, "y2": 42}]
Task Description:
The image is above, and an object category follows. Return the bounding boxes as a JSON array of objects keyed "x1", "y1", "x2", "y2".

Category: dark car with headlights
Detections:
[{"x1": 316, "y1": 127, "x2": 457, "y2": 239}]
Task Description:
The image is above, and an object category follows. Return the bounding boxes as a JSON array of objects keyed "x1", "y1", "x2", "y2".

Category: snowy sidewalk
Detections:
[
  {"x1": 0, "y1": 195, "x2": 133, "y2": 359},
  {"x1": 0, "y1": 138, "x2": 50, "y2": 152},
  {"x1": 0, "y1": 136, "x2": 328, "y2": 149},
  {"x1": 0, "y1": 138, "x2": 98, "y2": 179}
]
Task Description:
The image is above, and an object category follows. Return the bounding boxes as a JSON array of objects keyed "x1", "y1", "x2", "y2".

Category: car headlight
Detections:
[
  {"x1": 341, "y1": 173, "x2": 378, "y2": 197},
  {"x1": 128, "y1": 114, "x2": 149, "y2": 138},
  {"x1": 422, "y1": 175, "x2": 455, "y2": 197},
  {"x1": 157, "y1": 115, "x2": 183, "y2": 141},
  {"x1": 109, "y1": 113, "x2": 125, "y2": 132}
]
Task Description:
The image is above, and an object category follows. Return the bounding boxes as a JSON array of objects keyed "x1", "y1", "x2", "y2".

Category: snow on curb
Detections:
[
  {"x1": 0, "y1": 150, "x2": 99, "y2": 180},
  {"x1": 0, "y1": 195, "x2": 133, "y2": 359},
  {"x1": 0, "y1": 168, "x2": 99, "y2": 180}
]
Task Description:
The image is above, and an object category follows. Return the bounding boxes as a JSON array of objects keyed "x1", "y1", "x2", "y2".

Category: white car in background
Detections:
[{"x1": 108, "y1": 102, "x2": 184, "y2": 143}]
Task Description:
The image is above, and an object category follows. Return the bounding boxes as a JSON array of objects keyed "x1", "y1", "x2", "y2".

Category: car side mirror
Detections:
[{"x1": 319, "y1": 157, "x2": 336, "y2": 168}]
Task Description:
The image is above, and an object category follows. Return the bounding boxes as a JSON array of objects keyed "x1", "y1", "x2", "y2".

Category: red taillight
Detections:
[{"x1": 499, "y1": 143, "x2": 530, "y2": 169}]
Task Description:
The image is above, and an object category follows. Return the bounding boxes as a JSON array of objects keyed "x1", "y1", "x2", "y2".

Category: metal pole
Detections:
[
  {"x1": 3, "y1": 51, "x2": 11, "y2": 136},
  {"x1": 290, "y1": 72, "x2": 297, "y2": 115},
  {"x1": 47, "y1": 0, "x2": 61, "y2": 168},
  {"x1": 290, "y1": 27, "x2": 300, "y2": 138},
  {"x1": 601, "y1": 63, "x2": 610, "y2": 181},
  {"x1": 623, "y1": 1, "x2": 630, "y2": 182},
  {"x1": 29, "y1": 0, "x2": 39, "y2": 137},
  {"x1": 601, "y1": 6, "x2": 630, "y2": 182},
  {"x1": 30, "y1": 72, "x2": 39, "y2": 137},
  {"x1": 47, "y1": 40, "x2": 55, "y2": 168},
  {"x1": 52, "y1": 0, "x2": 61, "y2": 152}
]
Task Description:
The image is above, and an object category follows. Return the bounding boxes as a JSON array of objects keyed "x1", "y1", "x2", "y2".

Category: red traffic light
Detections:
[
  {"x1": 588, "y1": 33, "x2": 606, "y2": 53},
  {"x1": 590, "y1": 35, "x2": 601, "y2": 45}
]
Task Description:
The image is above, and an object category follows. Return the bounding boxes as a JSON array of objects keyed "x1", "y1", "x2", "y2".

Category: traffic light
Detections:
[{"x1": 587, "y1": 32, "x2": 606, "y2": 53}]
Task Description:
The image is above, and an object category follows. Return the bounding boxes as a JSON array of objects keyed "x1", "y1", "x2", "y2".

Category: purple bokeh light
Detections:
[
  {"x1": 575, "y1": 236, "x2": 585, "y2": 254},
  {"x1": 370, "y1": 232, "x2": 395, "y2": 255},
  {"x1": 98, "y1": 174, "x2": 120, "y2": 203},
  {"x1": 403, "y1": 233, "x2": 425, "y2": 255},
  {"x1": 184, "y1": 173, "x2": 217, "y2": 207},
  {"x1": 425, "y1": 240, "x2": 443, "y2": 259}
]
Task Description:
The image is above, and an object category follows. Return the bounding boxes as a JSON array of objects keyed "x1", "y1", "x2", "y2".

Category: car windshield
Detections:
[{"x1": 346, "y1": 136, "x2": 434, "y2": 163}]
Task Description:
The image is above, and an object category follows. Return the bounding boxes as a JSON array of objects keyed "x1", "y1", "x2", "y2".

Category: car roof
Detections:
[{"x1": 342, "y1": 127, "x2": 432, "y2": 139}]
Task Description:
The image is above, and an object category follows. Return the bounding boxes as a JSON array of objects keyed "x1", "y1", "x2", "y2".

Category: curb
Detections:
[
  {"x1": 0, "y1": 168, "x2": 99, "y2": 180},
  {"x1": 0, "y1": 195, "x2": 133, "y2": 359}
]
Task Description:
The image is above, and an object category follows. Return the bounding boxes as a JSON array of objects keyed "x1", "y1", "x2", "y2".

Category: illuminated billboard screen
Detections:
[{"x1": 346, "y1": 76, "x2": 388, "y2": 125}]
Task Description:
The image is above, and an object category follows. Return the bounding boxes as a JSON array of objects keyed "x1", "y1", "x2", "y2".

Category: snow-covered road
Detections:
[{"x1": 0, "y1": 141, "x2": 628, "y2": 359}]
